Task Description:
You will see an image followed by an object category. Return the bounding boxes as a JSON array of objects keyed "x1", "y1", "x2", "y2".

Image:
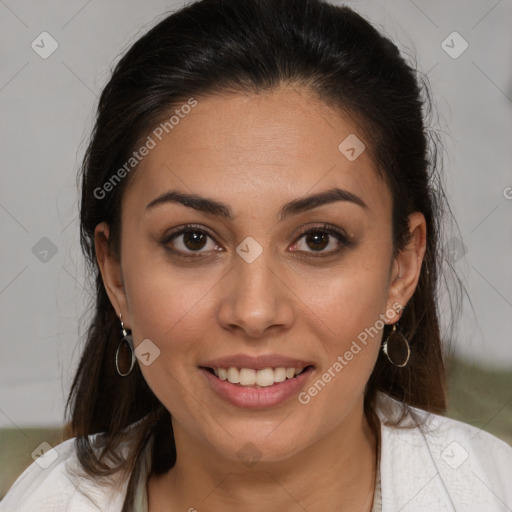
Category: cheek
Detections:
[
  {"x1": 296, "y1": 257, "x2": 390, "y2": 343},
  {"x1": 121, "y1": 255, "x2": 215, "y2": 419},
  {"x1": 121, "y1": 234, "x2": 218, "y2": 343},
  {"x1": 126, "y1": 277, "x2": 215, "y2": 367},
  {"x1": 293, "y1": 262, "x2": 390, "y2": 397}
]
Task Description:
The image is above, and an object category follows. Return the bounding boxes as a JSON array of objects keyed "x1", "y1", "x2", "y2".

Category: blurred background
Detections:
[{"x1": 1, "y1": 0, "x2": 511, "y2": 499}]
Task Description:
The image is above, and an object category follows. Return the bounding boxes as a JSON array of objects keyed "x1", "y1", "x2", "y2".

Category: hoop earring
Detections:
[
  {"x1": 382, "y1": 322, "x2": 410, "y2": 367},
  {"x1": 115, "y1": 314, "x2": 136, "y2": 377}
]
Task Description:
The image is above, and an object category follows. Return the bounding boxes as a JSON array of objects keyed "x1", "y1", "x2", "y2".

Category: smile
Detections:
[
  {"x1": 199, "y1": 365, "x2": 316, "y2": 409},
  {"x1": 203, "y1": 366, "x2": 312, "y2": 387}
]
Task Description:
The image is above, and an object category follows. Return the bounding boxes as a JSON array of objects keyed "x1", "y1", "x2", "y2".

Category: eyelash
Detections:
[{"x1": 160, "y1": 223, "x2": 352, "y2": 260}]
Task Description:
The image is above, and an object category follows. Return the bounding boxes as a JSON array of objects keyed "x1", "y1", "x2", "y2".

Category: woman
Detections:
[{"x1": 2, "y1": 0, "x2": 511, "y2": 511}]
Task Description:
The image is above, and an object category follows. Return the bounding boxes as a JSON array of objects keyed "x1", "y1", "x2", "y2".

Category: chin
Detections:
[{"x1": 202, "y1": 424, "x2": 311, "y2": 466}]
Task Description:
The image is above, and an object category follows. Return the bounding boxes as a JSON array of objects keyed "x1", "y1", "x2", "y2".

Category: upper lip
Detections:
[{"x1": 199, "y1": 353, "x2": 315, "y2": 370}]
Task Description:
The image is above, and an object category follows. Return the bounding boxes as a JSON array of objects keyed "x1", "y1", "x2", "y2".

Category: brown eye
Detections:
[
  {"x1": 304, "y1": 231, "x2": 330, "y2": 251},
  {"x1": 181, "y1": 231, "x2": 208, "y2": 251},
  {"x1": 161, "y1": 225, "x2": 221, "y2": 258},
  {"x1": 290, "y1": 224, "x2": 351, "y2": 257}
]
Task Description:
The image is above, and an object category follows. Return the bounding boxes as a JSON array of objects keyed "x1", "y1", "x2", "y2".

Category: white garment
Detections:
[{"x1": 1, "y1": 391, "x2": 511, "y2": 511}]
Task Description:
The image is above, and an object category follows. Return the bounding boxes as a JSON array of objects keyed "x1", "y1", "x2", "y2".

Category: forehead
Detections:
[{"x1": 123, "y1": 85, "x2": 391, "y2": 217}]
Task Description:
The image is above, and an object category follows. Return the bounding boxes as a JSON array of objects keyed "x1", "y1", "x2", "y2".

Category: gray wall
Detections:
[{"x1": 1, "y1": 0, "x2": 511, "y2": 428}]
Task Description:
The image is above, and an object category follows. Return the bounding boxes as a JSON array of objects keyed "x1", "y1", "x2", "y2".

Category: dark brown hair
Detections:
[{"x1": 66, "y1": 0, "x2": 464, "y2": 509}]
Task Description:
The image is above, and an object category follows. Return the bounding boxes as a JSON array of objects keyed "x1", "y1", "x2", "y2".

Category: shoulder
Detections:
[
  {"x1": 0, "y1": 435, "x2": 129, "y2": 512},
  {"x1": 375, "y1": 391, "x2": 512, "y2": 511}
]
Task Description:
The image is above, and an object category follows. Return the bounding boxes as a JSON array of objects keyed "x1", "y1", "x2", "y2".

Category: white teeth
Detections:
[
  {"x1": 256, "y1": 368, "x2": 275, "y2": 387},
  {"x1": 274, "y1": 367, "x2": 287, "y2": 382},
  {"x1": 239, "y1": 368, "x2": 256, "y2": 386},
  {"x1": 211, "y1": 366, "x2": 308, "y2": 387},
  {"x1": 227, "y1": 367, "x2": 240, "y2": 384}
]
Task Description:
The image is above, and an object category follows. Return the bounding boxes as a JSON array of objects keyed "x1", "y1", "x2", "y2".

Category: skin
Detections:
[{"x1": 95, "y1": 84, "x2": 426, "y2": 512}]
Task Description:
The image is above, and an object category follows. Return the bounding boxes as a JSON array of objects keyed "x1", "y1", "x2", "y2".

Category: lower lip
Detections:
[{"x1": 200, "y1": 367, "x2": 315, "y2": 409}]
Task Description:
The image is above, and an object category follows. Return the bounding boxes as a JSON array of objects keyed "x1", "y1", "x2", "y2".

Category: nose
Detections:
[{"x1": 216, "y1": 247, "x2": 294, "y2": 339}]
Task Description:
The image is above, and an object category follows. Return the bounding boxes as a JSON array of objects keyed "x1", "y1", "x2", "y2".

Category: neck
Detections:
[{"x1": 148, "y1": 401, "x2": 380, "y2": 512}]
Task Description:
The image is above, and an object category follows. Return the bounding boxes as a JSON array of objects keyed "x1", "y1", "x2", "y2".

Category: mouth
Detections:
[{"x1": 199, "y1": 365, "x2": 315, "y2": 388}]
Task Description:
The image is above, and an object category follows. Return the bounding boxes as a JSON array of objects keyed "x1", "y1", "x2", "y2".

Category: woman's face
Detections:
[{"x1": 96, "y1": 84, "x2": 425, "y2": 464}]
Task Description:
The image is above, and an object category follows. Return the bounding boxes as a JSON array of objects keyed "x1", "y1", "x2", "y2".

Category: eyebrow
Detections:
[{"x1": 145, "y1": 187, "x2": 368, "y2": 220}]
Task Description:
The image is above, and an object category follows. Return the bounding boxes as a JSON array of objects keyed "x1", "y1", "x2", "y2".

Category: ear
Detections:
[
  {"x1": 385, "y1": 212, "x2": 427, "y2": 324},
  {"x1": 94, "y1": 222, "x2": 131, "y2": 326}
]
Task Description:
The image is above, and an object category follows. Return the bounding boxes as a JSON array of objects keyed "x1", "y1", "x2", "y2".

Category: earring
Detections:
[
  {"x1": 394, "y1": 302, "x2": 406, "y2": 316},
  {"x1": 115, "y1": 314, "x2": 136, "y2": 377},
  {"x1": 382, "y1": 322, "x2": 410, "y2": 367}
]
